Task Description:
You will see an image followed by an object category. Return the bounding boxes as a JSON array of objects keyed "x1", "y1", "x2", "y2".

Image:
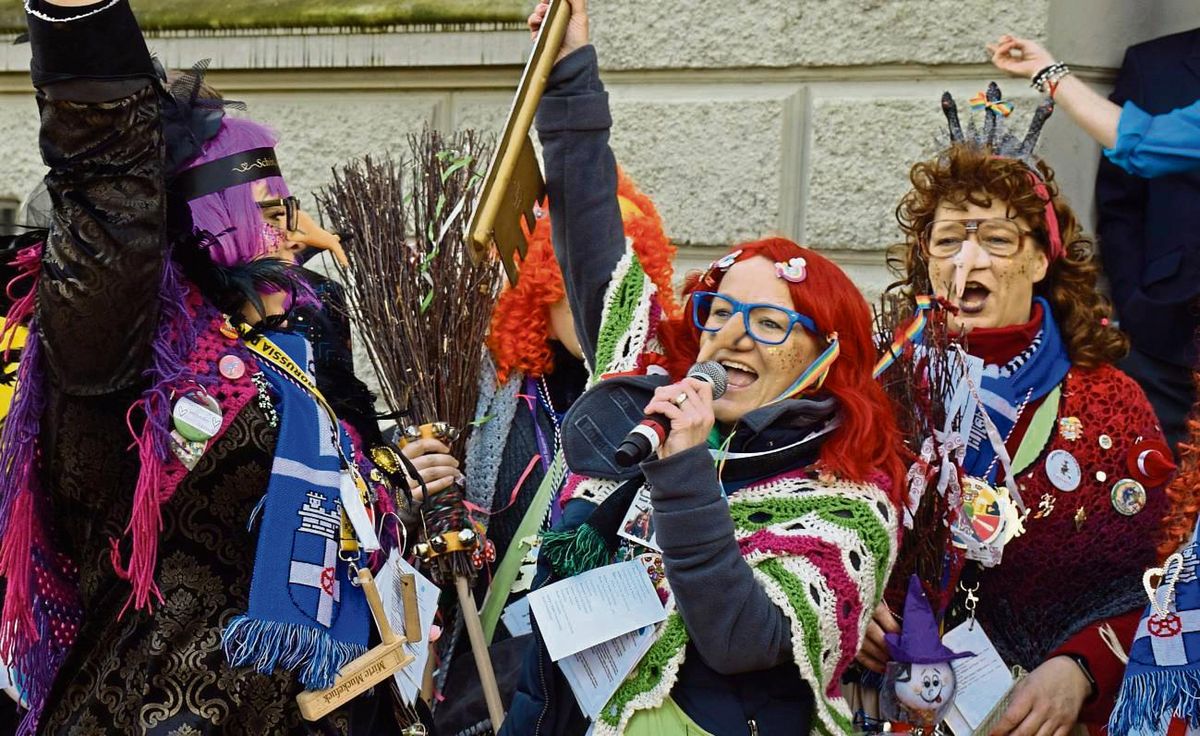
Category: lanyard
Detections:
[{"x1": 240, "y1": 325, "x2": 380, "y2": 553}]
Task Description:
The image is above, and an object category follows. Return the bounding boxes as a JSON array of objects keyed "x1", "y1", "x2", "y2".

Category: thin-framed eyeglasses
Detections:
[
  {"x1": 257, "y1": 196, "x2": 302, "y2": 233},
  {"x1": 691, "y1": 291, "x2": 815, "y2": 345},
  {"x1": 922, "y1": 218, "x2": 1034, "y2": 259}
]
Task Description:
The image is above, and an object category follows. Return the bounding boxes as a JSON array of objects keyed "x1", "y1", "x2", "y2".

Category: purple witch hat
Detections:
[{"x1": 886, "y1": 575, "x2": 973, "y2": 664}]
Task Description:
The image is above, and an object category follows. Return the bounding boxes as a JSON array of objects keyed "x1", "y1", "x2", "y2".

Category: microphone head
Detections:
[{"x1": 687, "y1": 361, "x2": 728, "y2": 400}]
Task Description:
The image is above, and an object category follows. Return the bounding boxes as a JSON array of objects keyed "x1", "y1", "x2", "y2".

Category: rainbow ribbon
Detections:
[
  {"x1": 873, "y1": 295, "x2": 933, "y2": 378},
  {"x1": 774, "y1": 333, "x2": 841, "y2": 403},
  {"x1": 969, "y1": 92, "x2": 1014, "y2": 117}
]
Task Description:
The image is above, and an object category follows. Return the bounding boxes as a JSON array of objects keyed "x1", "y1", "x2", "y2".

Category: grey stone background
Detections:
[{"x1": 0, "y1": 0, "x2": 1197, "y2": 297}]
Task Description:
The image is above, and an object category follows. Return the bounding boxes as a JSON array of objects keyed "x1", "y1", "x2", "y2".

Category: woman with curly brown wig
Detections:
[{"x1": 858, "y1": 87, "x2": 1178, "y2": 735}]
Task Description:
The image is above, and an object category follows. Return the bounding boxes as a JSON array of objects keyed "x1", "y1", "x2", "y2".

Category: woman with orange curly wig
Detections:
[
  {"x1": 860, "y1": 85, "x2": 1177, "y2": 735},
  {"x1": 431, "y1": 153, "x2": 680, "y2": 736},
  {"x1": 503, "y1": 3, "x2": 904, "y2": 734}
]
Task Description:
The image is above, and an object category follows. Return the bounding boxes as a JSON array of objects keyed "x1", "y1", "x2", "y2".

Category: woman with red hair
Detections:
[{"x1": 502, "y1": 3, "x2": 903, "y2": 734}]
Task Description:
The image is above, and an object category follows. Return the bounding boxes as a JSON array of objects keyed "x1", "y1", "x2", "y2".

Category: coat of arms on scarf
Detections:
[
  {"x1": 290, "y1": 493, "x2": 345, "y2": 627},
  {"x1": 1110, "y1": 519, "x2": 1200, "y2": 735}
]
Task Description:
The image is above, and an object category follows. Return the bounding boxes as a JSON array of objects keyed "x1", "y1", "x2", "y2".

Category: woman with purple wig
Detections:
[{"x1": 0, "y1": 1, "x2": 421, "y2": 734}]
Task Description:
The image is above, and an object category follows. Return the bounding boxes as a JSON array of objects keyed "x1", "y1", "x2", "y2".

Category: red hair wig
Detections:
[
  {"x1": 487, "y1": 169, "x2": 678, "y2": 383},
  {"x1": 659, "y1": 238, "x2": 905, "y2": 499}
]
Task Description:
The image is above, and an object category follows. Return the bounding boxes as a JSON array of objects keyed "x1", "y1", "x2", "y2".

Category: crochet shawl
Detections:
[{"x1": 578, "y1": 471, "x2": 899, "y2": 736}]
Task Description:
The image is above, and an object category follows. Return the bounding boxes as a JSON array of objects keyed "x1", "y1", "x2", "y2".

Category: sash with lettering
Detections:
[{"x1": 221, "y1": 329, "x2": 370, "y2": 689}]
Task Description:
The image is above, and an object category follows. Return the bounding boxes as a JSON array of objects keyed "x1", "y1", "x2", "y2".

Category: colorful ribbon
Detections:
[
  {"x1": 774, "y1": 333, "x2": 841, "y2": 402},
  {"x1": 969, "y1": 92, "x2": 1014, "y2": 117},
  {"x1": 873, "y1": 295, "x2": 933, "y2": 378}
]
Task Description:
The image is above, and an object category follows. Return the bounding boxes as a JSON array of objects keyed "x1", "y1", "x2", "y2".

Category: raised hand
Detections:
[
  {"x1": 987, "y1": 34, "x2": 1057, "y2": 80},
  {"x1": 528, "y1": 0, "x2": 589, "y2": 65}
]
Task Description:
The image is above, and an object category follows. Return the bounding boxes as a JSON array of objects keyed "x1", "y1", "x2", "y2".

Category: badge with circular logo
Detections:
[
  {"x1": 1110, "y1": 478, "x2": 1147, "y2": 516},
  {"x1": 219, "y1": 354, "x2": 246, "y2": 380},
  {"x1": 1045, "y1": 449, "x2": 1082, "y2": 492},
  {"x1": 172, "y1": 390, "x2": 224, "y2": 442}
]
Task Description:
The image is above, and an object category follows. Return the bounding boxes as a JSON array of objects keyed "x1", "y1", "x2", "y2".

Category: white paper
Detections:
[
  {"x1": 943, "y1": 621, "x2": 1014, "y2": 734},
  {"x1": 377, "y1": 553, "x2": 442, "y2": 705},
  {"x1": 528, "y1": 560, "x2": 667, "y2": 661},
  {"x1": 560, "y1": 626, "x2": 656, "y2": 720},
  {"x1": 617, "y1": 485, "x2": 661, "y2": 552},
  {"x1": 501, "y1": 596, "x2": 534, "y2": 638}
]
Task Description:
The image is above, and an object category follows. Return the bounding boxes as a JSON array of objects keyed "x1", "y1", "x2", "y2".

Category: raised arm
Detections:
[
  {"x1": 642, "y1": 447, "x2": 794, "y2": 673},
  {"x1": 989, "y1": 34, "x2": 1200, "y2": 177},
  {"x1": 532, "y1": 0, "x2": 627, "y2": 369},
  {"x1": 28, "y1": 0, "x2": 166, "y2": 394}
]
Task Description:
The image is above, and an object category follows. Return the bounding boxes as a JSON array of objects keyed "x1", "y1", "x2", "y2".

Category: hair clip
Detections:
[
  {"x1": 775, "y1": 256, "x2": 807, "y2": 283},
  {"x1": 701, "y1": 249, "x2": 743, "y2": 285},
  {"x1": 712, "y1": 249, "x2": 742, "y2": 271}
]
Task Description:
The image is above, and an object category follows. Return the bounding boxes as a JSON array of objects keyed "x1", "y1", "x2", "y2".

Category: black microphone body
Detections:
[{"x1": 614, "y1": 361, "x2": 728, "y2": 467}]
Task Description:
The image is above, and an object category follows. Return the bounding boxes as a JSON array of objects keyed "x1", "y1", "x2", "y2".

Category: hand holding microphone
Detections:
[{"x1": 615, "y1": 362, "x2": 728, "y2": 466}]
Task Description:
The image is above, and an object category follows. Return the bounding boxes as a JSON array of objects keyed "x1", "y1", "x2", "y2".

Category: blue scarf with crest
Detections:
[{"x1": 221, "y1": 329, "x2": 370, "y2": 690}]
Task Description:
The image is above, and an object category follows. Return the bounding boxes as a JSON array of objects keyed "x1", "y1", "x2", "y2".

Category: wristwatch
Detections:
[{"x1": 1059, "y1": 653, "x2": 1098, "y2": 702}]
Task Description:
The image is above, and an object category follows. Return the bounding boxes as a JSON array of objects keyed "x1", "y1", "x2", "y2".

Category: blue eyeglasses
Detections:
[{"x1": 691, "y1": 291, "x2": 816, "y2": 345}]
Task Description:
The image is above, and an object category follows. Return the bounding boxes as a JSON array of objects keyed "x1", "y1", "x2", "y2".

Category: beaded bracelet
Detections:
[
  {"x1": 1032, "y1": 61, "x2": 1072, "y2": 95},
  {"x1": 24, "y1": 0, "x2": 121, "y2": 23}
]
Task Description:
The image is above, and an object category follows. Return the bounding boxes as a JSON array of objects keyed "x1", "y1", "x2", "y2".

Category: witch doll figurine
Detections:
[{"x1": 882, "y1": 576, "x2": 972, "y2": 731}]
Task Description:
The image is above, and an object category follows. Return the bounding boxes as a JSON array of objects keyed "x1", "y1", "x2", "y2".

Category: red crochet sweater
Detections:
[{"x1": 961, "y1": 313, "x2": 1168, "y2": 728}]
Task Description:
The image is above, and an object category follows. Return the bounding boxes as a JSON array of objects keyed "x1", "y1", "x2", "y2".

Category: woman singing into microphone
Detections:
[{"x1": 502, "y1": 2, "x2": 904, "y2": 734}]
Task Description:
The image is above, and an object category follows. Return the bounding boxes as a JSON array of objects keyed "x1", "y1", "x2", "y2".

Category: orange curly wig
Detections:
[{"x1": 486, "y1": 168, "x2": 678, "y2": 383}]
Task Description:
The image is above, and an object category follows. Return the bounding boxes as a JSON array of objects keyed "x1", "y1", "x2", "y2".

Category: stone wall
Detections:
[{"x1": 0, "y1": 0, "x2": 1197, "y2": 296}]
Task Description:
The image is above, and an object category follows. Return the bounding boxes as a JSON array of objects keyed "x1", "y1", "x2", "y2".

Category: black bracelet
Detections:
[
  {"x1": 1031, "y1": 62, "x2": 1070, "y2": 94},
  {"x1": 1059, "y1": 653, "x2": 1099, "y2": 702}
]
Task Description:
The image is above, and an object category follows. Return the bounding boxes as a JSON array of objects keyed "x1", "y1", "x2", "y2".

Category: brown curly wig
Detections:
[{"x1": 887, "y1": 143, "x2": 1128, "y2": 368}]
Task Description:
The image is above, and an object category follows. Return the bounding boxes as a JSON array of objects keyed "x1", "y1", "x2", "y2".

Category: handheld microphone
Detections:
[{"x1": 614, "y1": 361, "x2": 728, "y2": 467}]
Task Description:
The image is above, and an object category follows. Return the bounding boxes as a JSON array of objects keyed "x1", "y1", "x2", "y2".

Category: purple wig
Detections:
[{"x1": 182, "y1": 116, "x2": 289, "y2": 267}]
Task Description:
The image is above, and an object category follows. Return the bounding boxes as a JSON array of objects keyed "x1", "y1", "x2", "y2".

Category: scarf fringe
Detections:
[
  {"x1": 0, "y1": 492, "x2": 38, "y2": 662},
  {"x1": 0, "y1": 332, "x2": 47, "y2": 661},
  {"x1": 540, "y1": 523, "x2": 610, "y2": 578},
  {"x1": 111, "y1": 258, "x2": 199, "y2": 614},
  {"x1": 1110, "y1": 670, "x2": 1200, "y2": 735},
  {"x1": 222, "y1": 615, "x2": 367, "y2": 691},
  {"x1": 2, "y1": 243, "x2": 41, "y2": 363},
  {"x1": 12, "y1": 609, "x2": 63, "y2": 736}
]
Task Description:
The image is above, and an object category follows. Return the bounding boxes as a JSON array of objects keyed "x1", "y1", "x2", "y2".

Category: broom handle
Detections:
[
  {"x1": 469, "y1": 0, "x2": 572, "y2": 248},
  {"x1": 456, "y1": 575, "x2": 506, "y2": 731}
]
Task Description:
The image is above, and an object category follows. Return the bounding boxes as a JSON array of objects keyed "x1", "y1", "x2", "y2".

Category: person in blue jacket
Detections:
[
  {"x1": 989, "y1": 34, "x2": 1200, "y2": 178},
  {"x1": 990, "y1": 31, "x2": 1200, "y2": 456}
]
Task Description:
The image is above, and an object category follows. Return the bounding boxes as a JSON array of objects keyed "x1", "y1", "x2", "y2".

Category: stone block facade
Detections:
[{"x1": 0, "y1": 0, "x2": 1196, "y2": 295}]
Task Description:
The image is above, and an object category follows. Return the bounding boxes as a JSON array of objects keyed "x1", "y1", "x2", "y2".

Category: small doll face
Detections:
[
  {"x1": 895, "y1": 661, "x2": 956, "y2": 711},
  {"x1": 925, "y1": 196, "x2": 1048, "y2": 333}
]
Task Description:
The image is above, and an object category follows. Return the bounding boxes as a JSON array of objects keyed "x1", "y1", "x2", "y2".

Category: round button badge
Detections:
[
  {"x1": 172, "y1": 390, "x2": 224, "y2": 442},
  {"x1": 219, "y1": 354, "x2": 246, "y2": 380},
  {"x1": 1110, "y1": 478, "x2": 1147, "y2": 517},
  {"x1": 1045, "y1": 449, "x2": 1082, "y2": 492}
]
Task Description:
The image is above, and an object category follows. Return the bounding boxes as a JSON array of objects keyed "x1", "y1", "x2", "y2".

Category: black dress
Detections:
[{"x1": 20, "y1": 1, "x2": 398, "y2": 733}]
